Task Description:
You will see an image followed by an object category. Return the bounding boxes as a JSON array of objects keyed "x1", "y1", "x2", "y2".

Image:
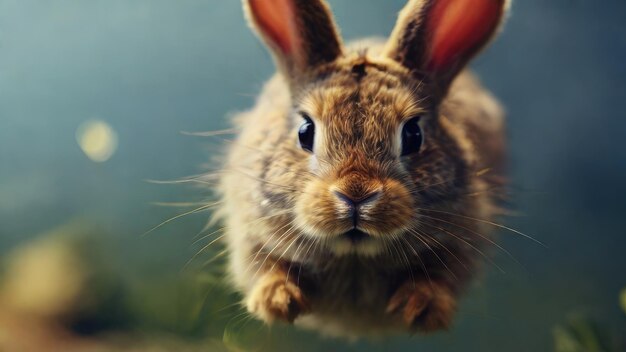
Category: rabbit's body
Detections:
[{"x1": 216, "y1": 0, "x2": 508, "y2": 337}]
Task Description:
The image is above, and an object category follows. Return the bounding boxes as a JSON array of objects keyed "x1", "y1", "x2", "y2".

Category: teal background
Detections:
[{"x1": 1, "y1": 0, "x2": 625, "y2": 350}]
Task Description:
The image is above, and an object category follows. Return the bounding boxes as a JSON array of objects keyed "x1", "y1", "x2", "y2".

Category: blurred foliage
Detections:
[
  {"x1": 553, "y1": 313, "x2": 624, "y2": 352},
  {"x1": 0, "y1": 220, "x2": 305, "y2": 351},
  {"x1": 553, "y1": 318, "x2": 608, "y2": 352},
  {"x1": 2, "y1": 220, "x2": 625, "y2": 351},
  {"x1": 0, "y1": 221, "x2": 131, "y2": 332}
]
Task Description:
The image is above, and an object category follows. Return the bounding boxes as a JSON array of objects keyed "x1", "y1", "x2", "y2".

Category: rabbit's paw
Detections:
[
  {"x1": 386, "y1": 280, "x2": 456, "y2": 332},
  {"x1": 246, "y1": 272, "x2": 310, "y2": 324}
]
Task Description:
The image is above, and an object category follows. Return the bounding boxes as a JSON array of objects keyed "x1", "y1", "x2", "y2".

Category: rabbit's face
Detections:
[
  {"x1": 279, "y1": 58, "x2": 468, "y2": 256},
  {"x1": 242, "y1": 0, "x2": 507, "y2": 257}
]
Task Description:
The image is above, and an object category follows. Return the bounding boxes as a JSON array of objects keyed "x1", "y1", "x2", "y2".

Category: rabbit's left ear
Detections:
[
  {"x1": 244, "y1": 0, "x2": 343, "y2": 82},
  {"x1": 383, "y1": 0, "x2": 509, "y2": 98}
]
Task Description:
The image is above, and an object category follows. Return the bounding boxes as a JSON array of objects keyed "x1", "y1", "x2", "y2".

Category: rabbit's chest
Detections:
[{"x1": 305, "y1": 258, "x2": 402, "y2": 310}]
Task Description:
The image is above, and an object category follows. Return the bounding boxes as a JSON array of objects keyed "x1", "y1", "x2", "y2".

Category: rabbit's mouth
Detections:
[
  {"x1": 343, "y1": 229, "x2": 369, "y2": 243},
  {"x1": 326, "y1": 229, "x2": 384, "y2": 257}
]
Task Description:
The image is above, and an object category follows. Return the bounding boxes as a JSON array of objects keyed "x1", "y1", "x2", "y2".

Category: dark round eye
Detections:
[
  {"x1": 401, "y1": 116, "x2": 423, "y2": 156},
  {"x1": 298, "y1": 114, "x2": 315, "y2": 153}
]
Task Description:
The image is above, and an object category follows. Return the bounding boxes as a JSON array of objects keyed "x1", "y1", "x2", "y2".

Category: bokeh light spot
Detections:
[{"x1": 76, "y1": 119, "x2": 118, "y2": 162}]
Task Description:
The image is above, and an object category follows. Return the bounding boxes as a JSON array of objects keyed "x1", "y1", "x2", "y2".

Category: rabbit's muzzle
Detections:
[{"x1": 296, "y1": 169, "x2": 415, "y2": 256}]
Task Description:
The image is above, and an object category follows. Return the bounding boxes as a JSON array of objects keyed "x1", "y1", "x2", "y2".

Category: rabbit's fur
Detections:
[{"x1": 216, "y1": 0, "x2": 508, "y2": 338}]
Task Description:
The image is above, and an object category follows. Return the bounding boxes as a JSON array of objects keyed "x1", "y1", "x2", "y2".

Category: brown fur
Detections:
[{"x1": 216, "y1": 0, "x2": 508, "y2": 338}]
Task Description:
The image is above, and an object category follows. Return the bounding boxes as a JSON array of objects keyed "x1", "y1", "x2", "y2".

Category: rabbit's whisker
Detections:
[
  {"x1": 145, "y1": 177, "x2": 216, "y2": 186},
  {"x1": 286, "y1": 236, "x2": 308, "y2": 284},
  {"x1": 184, "y1": 232, "x2": 227, "y2": 270},
  {"x1": 251, "y1": 223, "x2": 298, "y2": 283},
  {"x1": 249, "y1": 221, "x2": 296, "y2": 276},
  {"x1": 225, "y1": 310, "x2": 255, "y2": 333},
  {"x1": 418, "y1": 208, "x2": 546, "y2": 247},
  {"x1": 191, "y1": 226, "x2": 227, "y2": 247},
  {"x1": 407, "y1": 229, "x2": 458, "y2": 280},
  {"x1": 417, "y1": 213, "x2": 523, "y2": 270},
  {"x1": 181, "y1": 128, "x2": 240, "y2": 137},
  {"x1": 150, "y1": 201, "x2": 210, "y2": 207},
  {"x1": 244, "y1": 219, "x2": 295, "y2": 274},
  {"x1": 271, "y1": 233, "x2": 302, "y2": 277},
  {"x1": 419, "y1": 220, "x2": 505, "y2": 274},
  {"x1": 143, "y1": 200, "x2": 223, "y2": 236},
  {"x1": 396, "y1": 236, "x2": 418, "y2": 285},
  {"x1": 186, "y1": 210, "x2": 290, "y2": 270},
  {"x1": 201, "y1": 248, "x2": 229, "y2": 268},
  {"x1": 406, "y1": 167, "x2": 493, "y2": 195},
  {"x1": 194, "y1": 210, "x2": 290, "y2": 247},
  {"x1": 410, "y1": 226, "x2": 471, "y2": 273},
  {"x1": 393, "y1": 236, "x2": 420, "y2": 286},
  {"x1": 297, "y1": 235, "x2": 321, "y2": 286}
]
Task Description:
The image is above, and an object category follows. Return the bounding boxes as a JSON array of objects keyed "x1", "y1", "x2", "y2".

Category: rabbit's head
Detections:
[{"x1": 242, "y1": 0, "x2": 508, "y2": 256}]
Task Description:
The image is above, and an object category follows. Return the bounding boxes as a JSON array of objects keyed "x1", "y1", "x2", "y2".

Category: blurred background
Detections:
[{"x1": 1, "y1": 0, "x2": 625, "y2": 351}]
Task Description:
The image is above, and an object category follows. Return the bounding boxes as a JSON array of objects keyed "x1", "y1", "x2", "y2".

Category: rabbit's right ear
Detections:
[
  {"x1": 244, "y1": 0, "x2": 343, "y2": 82},
  {"x1": 383, "y1": 0, "x2": 508, "y2": 99}
]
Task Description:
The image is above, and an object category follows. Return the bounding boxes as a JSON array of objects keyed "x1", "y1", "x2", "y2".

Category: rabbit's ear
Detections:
[
  {"x1": 383, "y1": 0, "x2": 508, "y2": 97},
  {"x1": 244, "y1": 0, "x2": 343, "y2": 80}
]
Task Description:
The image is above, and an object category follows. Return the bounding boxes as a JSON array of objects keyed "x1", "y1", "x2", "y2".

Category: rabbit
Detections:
[{"x1": 215, "y1": 0, "x2": 509, "y2": 338}]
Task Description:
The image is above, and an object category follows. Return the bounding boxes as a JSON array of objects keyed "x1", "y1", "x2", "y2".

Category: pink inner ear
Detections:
[
  {"x1": 249, "y1": 0, "x2": 299, "y2": 56},
  {"x1": 427, "y1": 0, "x2": 502, "y2": 71}
]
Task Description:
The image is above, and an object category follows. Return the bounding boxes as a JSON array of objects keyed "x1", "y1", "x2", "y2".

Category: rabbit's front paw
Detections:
[
  {"x1": 386, "y1": 280, "x2": 456, "y2": 332},
  {"x1": 246, "y1": 272, "x2": 310, "y2": 324}
]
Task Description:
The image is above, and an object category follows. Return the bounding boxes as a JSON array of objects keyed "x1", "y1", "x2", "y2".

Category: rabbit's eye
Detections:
[
  {"x1": 298, "y1": 114, "x2": 315, "y2": 153},
  {"x1": 401, "y1": 116, "x2": 423, "y2": 156}
]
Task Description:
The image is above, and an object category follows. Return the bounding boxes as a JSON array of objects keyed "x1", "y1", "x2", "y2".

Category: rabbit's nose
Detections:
[
  {"x1": 333, "y1": 190, "x2": 381, "y2": 208},
  {"x1": 333, "y1": 190, "x2": 381, "y2": 224}
]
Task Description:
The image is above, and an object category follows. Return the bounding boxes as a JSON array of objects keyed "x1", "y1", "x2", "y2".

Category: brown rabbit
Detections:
[{"x1": 215, "y1": 0, "x2": 509, "y2": 338}]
